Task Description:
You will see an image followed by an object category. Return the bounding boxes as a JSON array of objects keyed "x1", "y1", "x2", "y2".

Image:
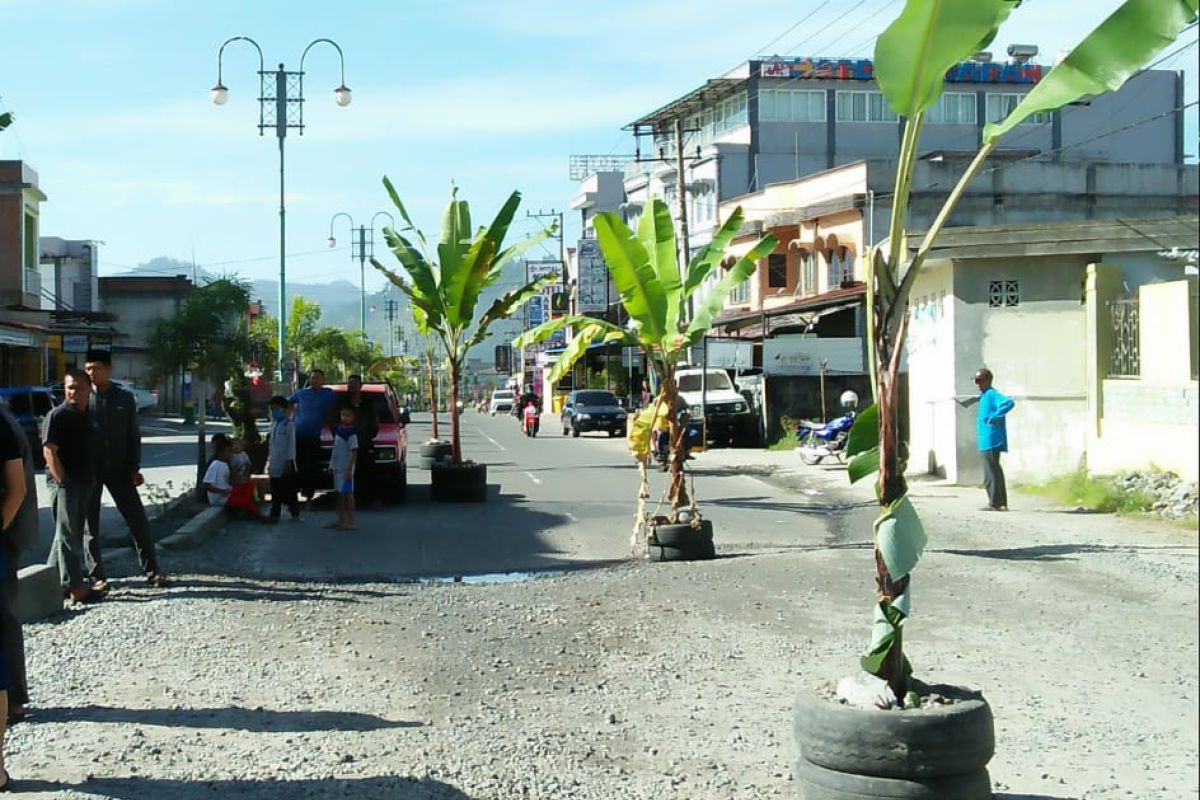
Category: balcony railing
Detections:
[{"x1": 1108, "y1": 297, "x2": 1140, "y2": 378}]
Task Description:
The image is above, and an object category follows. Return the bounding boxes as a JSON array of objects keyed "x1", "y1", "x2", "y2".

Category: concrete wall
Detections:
[
  {"x1": 1087, "y1": 274, "x2": 1199, "y2": 480},
  {"x1": 1061, "y1": 71, "x2": 1180, "y2": 164},
  {"x1": 905, "y1": 261, "x2": 958, "y2": 479}
]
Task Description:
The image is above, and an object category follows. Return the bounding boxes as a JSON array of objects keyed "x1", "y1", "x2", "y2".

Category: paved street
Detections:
[{"x1": 5, "y1": 411, "x2": 1197, "y2": 799}]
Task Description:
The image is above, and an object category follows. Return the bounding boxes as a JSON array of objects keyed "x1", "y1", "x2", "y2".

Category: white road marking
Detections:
[
  {"x1": 478, "y1": 428, "x2": 506, "y2": 451},
  {"x1": 525, "y1": 471, "x2": 542, "y2": 485}
]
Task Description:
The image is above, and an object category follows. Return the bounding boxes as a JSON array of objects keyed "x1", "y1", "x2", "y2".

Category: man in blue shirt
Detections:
[
  {"x1": 973, "y1": 368, "x2": 1015, "y2": 511},
  {"x1": 289, "y1": 368, "x2": 337, "y2": 505}
]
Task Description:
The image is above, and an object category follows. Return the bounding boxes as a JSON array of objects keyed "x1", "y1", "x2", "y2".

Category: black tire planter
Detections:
[
  {"x1": 430, "y1": 462, "x2": 487, "y2": 503},
  {"x1": 651, "y1": 520, "x2": 714, "y2": 547},
  {"x1": 419, "y1": 441, "x2": 452, "y2": 459},
  {"x1": 794, "y1": 757, "x2": 991, "y2": 800},
  {"x1": 793, "y1": 687, "x2": 994, "y2": 780},
  {"x1": 647, "y1": 539, "x2": 715, "y2": 562}
]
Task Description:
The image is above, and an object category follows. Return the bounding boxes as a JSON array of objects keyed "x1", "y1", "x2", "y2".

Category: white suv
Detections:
[{"x1": 488, "y1": 389, "x2": 515, "y2": 416}]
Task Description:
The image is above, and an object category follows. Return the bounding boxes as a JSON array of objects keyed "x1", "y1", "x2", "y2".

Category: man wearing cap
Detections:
[
  {"x1": 972, "y1": 367, "x2": 1015, "y2": 511},
  {"x1": 83, "y1": 349, "x2": 168, "y2": 589}
]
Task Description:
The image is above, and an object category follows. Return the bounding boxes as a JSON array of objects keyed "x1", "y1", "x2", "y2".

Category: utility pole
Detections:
[
  {"x1": 384, "y1": 296, "x2": 399, "y2": 357},
  {"x1": 674, "y1": 116, "x2": 706, "y2": 443}
]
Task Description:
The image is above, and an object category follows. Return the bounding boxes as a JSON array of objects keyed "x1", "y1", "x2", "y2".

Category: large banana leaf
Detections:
[
  {"x1": 382, "y1": 176, "x2": 428, "y2": 253},
  {"x1": 683, "y1": 234, "x2": 779, "y2": 346},
  {"x1": 514, "y1": 314, "x2": 627, "y2": 349},
  {"x1": 683, "y1": 207, "x2": 746, "y2": 299},
  {"x1": 593, "y1": 212, "x2": 668, "y2": 345},
  {"x1": 463, "y1": 272, "x2": 558, "y2": 355},
  {"x1": 436, "y1": 187, "x2": 470, "y2": 292},
  {"x1": 874, "y1": 494, "x2": 927, "y2": 581},
  {"x1": 875, "y1": 0, "x2": 1020, "y2": 118},
  {"x1": 491, "y1": 221, "x2": 556, "y2": 283},
  {"x1": 445, "y1": 235, "x2": 496, "y2": 329},
  {"x1": 544, "y1": 323, "x2": 631, "y2": 384},
  {"x1": 984, "y1": 0, "x2": 1199, "y2": 143},
  {"x1": 845, "y1": 403, "x2": 880, "y2": 456},
  {"x1": 637, "y1": 200, "x2": 683, "y2": 335}
]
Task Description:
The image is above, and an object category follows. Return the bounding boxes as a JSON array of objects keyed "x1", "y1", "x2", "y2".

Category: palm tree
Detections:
[
  {"x1": 517, "y1": 200, "x2": 777, "y2": 535},
  {"x1": 370, "y1": 178, "x2": 556, "y2": 465}
]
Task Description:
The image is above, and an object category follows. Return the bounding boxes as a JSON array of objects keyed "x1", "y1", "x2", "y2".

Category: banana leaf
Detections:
[
  {"x1": 683, "y1": 207, "x2": 746, "y2": 299},
  {"x1": 845, "y1": 403, "x2": 880, "y2": 456},
  {"x1": 683, "y1": 234, "x2": 779, "y2": 346},
  {"x1": 593, "y1": 212, "x2": 668, "y2": 344},
  {"x1": 874, "y1": 495, "x2": 926, "y2": 581},
  {"x1": 847, "y1": 447, "x2": 880, "y2": 485},
  {"x1": 875, "y1": 0, "x2": 1020, "y2": 118},
  {"x1": 984, "y1": 0, "x2": 1199, "y2": 143},
  {"x1": 637, "y1": 201, "x2": 683, "y2": 335},
  {"x1": 382, "y1": 176, "x2": 428, "y2": 252}
]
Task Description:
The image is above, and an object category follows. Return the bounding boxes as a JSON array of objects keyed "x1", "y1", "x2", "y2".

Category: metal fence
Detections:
[{"x1": 1108, "y1": 297, "x2": 1140, "y2": 378}]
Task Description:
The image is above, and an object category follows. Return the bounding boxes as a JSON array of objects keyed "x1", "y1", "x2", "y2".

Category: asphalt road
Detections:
[
  {"x1": 26, "y1": 416, "x2": 231, "y2": 567},
  {"x1": 231, "y1": 409, "x2": 835, "y2": 582}
]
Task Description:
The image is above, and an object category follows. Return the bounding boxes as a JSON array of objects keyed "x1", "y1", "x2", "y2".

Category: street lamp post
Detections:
[
  {"x1": 211, "y1": 35, "x2": 351, "y2": 387},
  {"x1": 327, "y1": 211, "x2": 395, "y2": 339}
]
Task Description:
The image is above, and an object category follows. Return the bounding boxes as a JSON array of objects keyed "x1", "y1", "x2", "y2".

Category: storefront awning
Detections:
[{"x1": 713, "y1": 285, "x2": 866, "y2": 338}]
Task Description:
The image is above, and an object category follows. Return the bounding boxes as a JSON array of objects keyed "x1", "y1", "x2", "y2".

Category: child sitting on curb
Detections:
[{"x1": 204, "y1": 436, "x2": 265, "y2": 521}]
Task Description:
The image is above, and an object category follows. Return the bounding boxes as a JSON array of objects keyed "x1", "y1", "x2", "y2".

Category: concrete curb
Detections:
[
  {"x1": 160, "y1": 505, "x2": 226, "y2": 551},
  {"x1": 17, "y1": 564, "x2": 62, "y2": 624}
]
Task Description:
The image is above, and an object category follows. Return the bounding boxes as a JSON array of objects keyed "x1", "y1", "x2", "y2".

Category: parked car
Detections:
[
  {"x1": 488, "y1": 388, "x2": 515, "y2": 416},
  {"x1": 560, "y1": 390, "x2": 628, "y2": 438},
  {"x1": 675, "y1": 367, "x2": 759, "y2": 447},
  {"x1": 0, "y1": 386, "x2": 53, "y2": 468},
  {"x1": 318, "y1": 382, "x2": 410, "y2": 501}
]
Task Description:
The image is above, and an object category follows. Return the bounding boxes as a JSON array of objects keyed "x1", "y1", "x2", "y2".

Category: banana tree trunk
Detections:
[
  {"x1": 427, "y1": 352, "x2": 440, "y2": 441},
  {"x1": 448, "y1": 359, "x2": 462, "y2": 464},
  {"x1": 661, "y1": 376, "x2": 690, "y2": 519}
]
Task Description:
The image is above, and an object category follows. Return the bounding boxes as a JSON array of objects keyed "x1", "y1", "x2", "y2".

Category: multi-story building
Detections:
[
  {"x1": 39, "y1": 237, "x2": 99, "y2": 313},
  {"x1": 0, "y1": 160, "x2": 47, "y2": 383},
  {"x1": 98, "y1": 275, "x2": 194, "y2": 411}
]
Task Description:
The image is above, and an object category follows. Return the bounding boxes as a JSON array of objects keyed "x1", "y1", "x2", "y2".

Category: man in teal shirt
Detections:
[{"x1": 973, "y1": 368, "x2": 1015, "y2": 511}]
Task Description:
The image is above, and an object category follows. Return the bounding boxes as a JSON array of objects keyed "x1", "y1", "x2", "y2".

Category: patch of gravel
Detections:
[{"x1": 1111, "y1": 470, "x2": 1199, "y2": 520}]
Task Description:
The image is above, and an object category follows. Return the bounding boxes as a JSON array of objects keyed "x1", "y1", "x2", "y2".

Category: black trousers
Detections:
[
  {"x1": 269, "y1": 473, "x2": 300, "y2": 519},
  {"x1": 296, "y1": 435, "x2": 322, "y2": 500},
  {"x1": 2, "y1": 539, "x2": 28, "y2": 705},
  {"x1": 354, "y1": 449, "x2": 376, "y2": 506},
  {"x1": 86, "y1": 473, "x2": 161, "y2": 581},
  {"x1": 982, "y1": 448, "x2": 1008, "y2": 509}
]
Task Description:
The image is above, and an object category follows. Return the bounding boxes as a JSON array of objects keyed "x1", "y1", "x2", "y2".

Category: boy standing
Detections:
[
  {"x1": 266, "y1": 396, "x2": 300, "y2": 522},
  {"x1": 329, "y1": 407, "x2": 358, "y2": 531}
]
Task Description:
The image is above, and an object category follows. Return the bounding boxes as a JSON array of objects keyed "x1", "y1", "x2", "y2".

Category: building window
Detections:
[
  {"x1": 730, "y1": 277, "x2": 749, "y2": 305},
  {"x1": 760, "y1": 89, "x2": 826, "y2": 122},
  {"x1": 989, "y1": 279, "x2": 1020, "y2": 308},
  {"x1": 985, "y1": 93, "x2": 1050, "y2": 125},
  {"x1": 767, "y1": 253, "x2": 788, "y2": 288},
  {"x1": 835, "y1": 91, "x2": 898, "y2": 123},
  {"x1": 926, "y1": 92, "x2": 977, "y2": 125},
  {"x1": 795, "y1": 251, "x2": 817, "y2": 296}
]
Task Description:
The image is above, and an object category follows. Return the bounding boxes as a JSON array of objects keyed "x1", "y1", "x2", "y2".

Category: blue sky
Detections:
[{"x1": 1, "y1": 0, "x2": 1196, "y2": 303}]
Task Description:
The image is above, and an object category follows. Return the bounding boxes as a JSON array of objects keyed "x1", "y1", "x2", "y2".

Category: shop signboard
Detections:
[{"x1": 576, "y1": 238, "x2": 609, "y2": 314}]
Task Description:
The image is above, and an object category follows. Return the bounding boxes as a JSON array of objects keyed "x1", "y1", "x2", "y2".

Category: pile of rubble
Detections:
[{"x1": 1111, "y1": 470, "x2": 1199, "y2": 520}]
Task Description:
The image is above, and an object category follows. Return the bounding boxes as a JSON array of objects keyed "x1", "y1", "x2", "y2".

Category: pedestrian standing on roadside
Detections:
[
  {"x1": 43, "y1": 369, "x2": 104, "y2": 605},
  {"x1": 337, "y1": 375, "x2": 380, "y2": 510},
  {"x1": 329, "y1": 406, "x2": 358, "y2": 531},
  {"x1": 266, "y1": 395, "x2": 300, "y2": 523},
  {"x1": 973, "y1": 368, "x2": 1015, "y2": 511},
  {"x1": 639, "y1": 379, "x2": 652, "y2": 410},
  {"x1": 0, "y1": 406, "x2": 37, "y2": 727},
  {"x1": 83, "y1": 349, "x2": 168, "y2": 590},
  {"x1": 290, "y1": 368, "x2": 337, "y2": 507}
]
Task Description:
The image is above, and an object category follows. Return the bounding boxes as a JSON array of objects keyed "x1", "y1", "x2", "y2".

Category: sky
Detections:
[{"x1": 1, "y1": 0, "x2": 1196, "y2": 307}]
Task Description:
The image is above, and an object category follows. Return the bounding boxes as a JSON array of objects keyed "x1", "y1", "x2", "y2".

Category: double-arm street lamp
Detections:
[
  {"x1": 327, "y1": 211, "x2": 395, "y2": 338},
  {"x1": 211, "y1": 35, "x2": 351, "y2": 384}
]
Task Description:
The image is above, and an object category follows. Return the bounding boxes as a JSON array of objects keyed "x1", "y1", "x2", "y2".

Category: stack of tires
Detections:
[
  {"x1": 418, "y1": 441, "x2": 452, "y2": 470},
  {"x1": 792, "y1": 690, "x2": 994, "y2": 799},
  {"x1": 648, "y1": 518, "x2": 715, "y2": 562}
]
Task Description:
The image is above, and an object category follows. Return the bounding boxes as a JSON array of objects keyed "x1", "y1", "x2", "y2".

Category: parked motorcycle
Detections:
[
  {"x1": 522, "y1": 402, "x2": 540, "y2": 437},
  {"x1": 795, "y1": 390, "x2": 860, "y2": 466}
]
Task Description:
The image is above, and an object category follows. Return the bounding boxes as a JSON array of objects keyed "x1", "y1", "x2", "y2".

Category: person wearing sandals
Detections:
[
  {"x1": 0, "y1": 406, "x2": 36, "y2": 732},
  {"x1": 42, "y1": 369, "x2": 104, "y2": 605},
  {"x1": 82, "y1": 349, "x2": 169, "y2": 590}
]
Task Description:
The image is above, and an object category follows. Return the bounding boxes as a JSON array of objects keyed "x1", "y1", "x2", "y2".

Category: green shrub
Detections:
[{"x1": 1021, "y1": 470, "x2": 1154, "y2": 514}]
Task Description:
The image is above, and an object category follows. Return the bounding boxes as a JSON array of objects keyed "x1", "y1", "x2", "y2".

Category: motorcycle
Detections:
[
  {"x1": 795, "y1": 411, "x2": 856, "y2": 465},
  {"x1": 522, "y1": 402, "x2": 540, "y2": 437}
]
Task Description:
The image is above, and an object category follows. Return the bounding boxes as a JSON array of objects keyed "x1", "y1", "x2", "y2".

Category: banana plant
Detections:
[
  {"x1": 854, "y1": 0, "x2": 1198, "y2": 702},
  {"x1": 370, "y1": 177, "x2": 557, "y2": 464},
  {"x1": 516, "y1": 199, "x2": 777, "y2": 525}
]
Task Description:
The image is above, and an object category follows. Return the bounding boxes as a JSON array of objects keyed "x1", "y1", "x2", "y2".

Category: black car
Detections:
[{"x1": 560, "y1": 390, "x2": 628, "y2": 438}]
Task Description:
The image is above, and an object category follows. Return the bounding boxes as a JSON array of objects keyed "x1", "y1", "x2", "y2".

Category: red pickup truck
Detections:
[{"x1": 319, "y1": 382, "x2": 410, "y2": 502}]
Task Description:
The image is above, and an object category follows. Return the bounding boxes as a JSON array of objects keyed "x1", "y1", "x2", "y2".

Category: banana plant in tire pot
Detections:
[
  {"x1": 370, "y1": 177, "x2": 557, "y2": 503},
  {"x1": 515, "y1": 199, "x2": 777, "y2": 559},
  {"x1": 793, "y1": 1, "x2": 1199, "y2": 797}
]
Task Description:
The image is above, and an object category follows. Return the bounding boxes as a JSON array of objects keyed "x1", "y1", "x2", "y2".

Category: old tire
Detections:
[
  {"x1": 793, "y1": 688, "x2": 994, "y2": 779},
  {"x1": 795, "y1": 758, "x2": 991, "y2": 800},
  {"x1": 651, "y1": 520, "x2": 714, "y2": 547},
  {"x1": 420, "y1": 441, "x2": 452, "y2": 459},
  {"x1": 430, "y1": 462, "x2": 487, "y2": 503},
  {"x1": 647, "y1": 539, "x2": 715, "y2": 562}
]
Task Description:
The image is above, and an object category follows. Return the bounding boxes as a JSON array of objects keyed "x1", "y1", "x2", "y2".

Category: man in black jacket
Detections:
[
  {"x1": 83, "y1": 350, "x2": 168, "y2": 589},
  {"x1": 1, "y1": 405, "x2": 37, "y2": 723}
]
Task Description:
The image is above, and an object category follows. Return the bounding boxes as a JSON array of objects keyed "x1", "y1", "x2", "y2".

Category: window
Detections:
[
  {"x1": 926, "y1": 92, "x2": 977, "y2": 125},
  {"x1": 796, "y1": 251, "x2": 817, "y2": 296},
  {"x1": 835, "y1": 91, "x2": 898, "y2": 123},
  {"x1": 760, "y1": 89, "x2": 826, "y2": 122},
  {"x1": 767, "y1": 253, "x2": 788, "y2": 288},
  {"x1": 989, "y1": 280, "x2": 1020, "y2": 308},
  {"x1": 985, "y1": 93, "x2": 1050, "y2": 125},
  {"x1": 730, "y1": 278, "x2": 749, "y2": 305}
]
